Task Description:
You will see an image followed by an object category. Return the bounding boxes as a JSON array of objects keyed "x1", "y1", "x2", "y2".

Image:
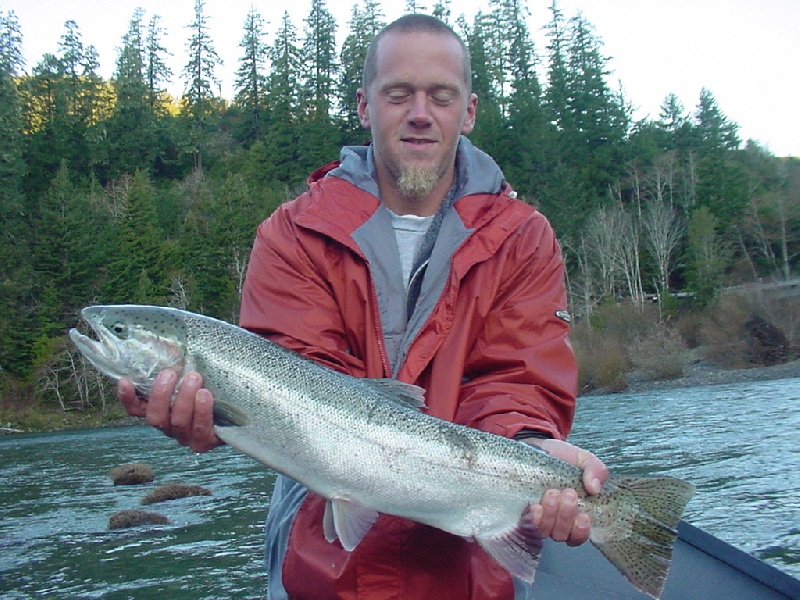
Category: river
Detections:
[{"x1": 1, "y1": 378, "x2": 798, "y2": 598}]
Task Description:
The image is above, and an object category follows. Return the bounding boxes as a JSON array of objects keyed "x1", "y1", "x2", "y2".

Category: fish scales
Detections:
[{"x1": 70, "y1": 305, "x2": 695, "y2": 599}]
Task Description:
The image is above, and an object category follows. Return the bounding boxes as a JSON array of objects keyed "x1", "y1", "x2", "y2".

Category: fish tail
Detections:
[{"x1": 592, "y1": 476, "x2": 695, "y2": 599}]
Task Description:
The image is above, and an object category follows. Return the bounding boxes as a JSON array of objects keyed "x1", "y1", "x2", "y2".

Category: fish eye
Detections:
[{"x1": 110, "y1": 321, "x2": 128, "y2": 337}]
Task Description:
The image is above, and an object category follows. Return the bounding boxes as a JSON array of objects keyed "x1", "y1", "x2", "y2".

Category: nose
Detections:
[{"x1": 407, "y1": 91, "x2": 433, "y2": 127}]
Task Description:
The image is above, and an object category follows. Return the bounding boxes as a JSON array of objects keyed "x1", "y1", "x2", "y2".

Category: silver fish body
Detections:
[{"x1": 70, "y1": 305, "x2": 695, "y2": 599}]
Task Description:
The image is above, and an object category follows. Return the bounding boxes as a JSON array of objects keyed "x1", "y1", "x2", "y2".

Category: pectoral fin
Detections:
[
  {"x1": 212, "y1": 400, "x2": 251, "y2": 427},
  {"x1": 322, "y1": 497, "x2": 379, "y2": 551},
  {"x1": 476, "y1": 514, "x2": 543, "y2": 583}
]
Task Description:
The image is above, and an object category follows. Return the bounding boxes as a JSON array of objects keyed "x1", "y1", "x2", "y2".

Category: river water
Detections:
[{"x1": 1, "y1": 378, "x2": 798, "y2": 598}]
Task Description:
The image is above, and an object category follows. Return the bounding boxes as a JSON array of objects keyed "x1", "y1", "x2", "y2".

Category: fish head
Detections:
[{"x1": 69, "y1": 305, "x2": 188, "y2": 397}]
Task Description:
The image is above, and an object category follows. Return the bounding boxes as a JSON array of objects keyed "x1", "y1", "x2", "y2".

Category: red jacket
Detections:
[{"x1": 239, "y1": 139, "x2": 577, "y2": 599}]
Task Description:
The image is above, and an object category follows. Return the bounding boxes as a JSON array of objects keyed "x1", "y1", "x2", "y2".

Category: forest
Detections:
[{"x1": 1, "y1": 0, "x2": 799, "y2": 423}]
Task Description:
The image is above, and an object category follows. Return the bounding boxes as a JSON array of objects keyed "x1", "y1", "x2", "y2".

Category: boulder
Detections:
[
  {"x1": 141, "y1": 483, "x2": 212, "y2": 505},
  {"x1": 109, "y1": 509, "x2": 168, "y2": 530},
  {"x1": 109, "y1": 463, "x2": 155, "y2": 486},
  {"x1": 745, "y1": 314, "x2": 792, "y2": 366}
]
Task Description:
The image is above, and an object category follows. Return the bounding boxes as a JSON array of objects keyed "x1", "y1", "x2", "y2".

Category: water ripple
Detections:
[{"x1": 1, "y1": 377, "x2": 798, "y2": 596}]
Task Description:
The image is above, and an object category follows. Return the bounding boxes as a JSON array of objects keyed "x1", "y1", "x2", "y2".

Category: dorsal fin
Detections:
[{"x1": 368, "y1": 378, "x2": 426, "y2": 410}]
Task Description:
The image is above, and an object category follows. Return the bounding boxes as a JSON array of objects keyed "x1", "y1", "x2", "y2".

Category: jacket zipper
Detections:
[{"x1": 367, "y1": 275, "x2": 393, "y2": 378}]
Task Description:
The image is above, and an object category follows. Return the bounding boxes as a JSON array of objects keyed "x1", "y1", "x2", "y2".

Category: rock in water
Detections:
[
  {"x1": 109, "y1": 509, "x2": 169, "y2": 529},
  {"x1": 109, "y1": 463, "x2": 155, "y2": 486},
  {"x1": 141, "y1": 483, "x2": 212, "y2": 505}
]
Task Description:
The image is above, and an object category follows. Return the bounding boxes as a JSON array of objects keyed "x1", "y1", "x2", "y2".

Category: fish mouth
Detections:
[{"x1": 68, "y1": 317, "x2": 127, "y2": 382}]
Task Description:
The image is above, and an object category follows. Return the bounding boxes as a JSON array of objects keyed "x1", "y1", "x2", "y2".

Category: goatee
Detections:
[{"x1": 397, "y1": 166, "x2": 439, "y2": 199}]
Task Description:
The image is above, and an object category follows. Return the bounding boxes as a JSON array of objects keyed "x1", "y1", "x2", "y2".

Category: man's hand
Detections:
[
  {"x1": 117, "y1": 369, "x2": 223, "y2": 453},
  {"x1": 523, "y1": 438, "x2": 609, "y2": 546}
]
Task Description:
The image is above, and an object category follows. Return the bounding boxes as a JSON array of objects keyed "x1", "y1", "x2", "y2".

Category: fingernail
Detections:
[
  {"x1": 156, "y1": 370, "x2": 176, "y2": 385},
  {"x1": 590, "y1": 478, "x2": 601, "y2": 494},
  {"x1": 184, "y1": 372, "x2": 200, "y2": 387},
  {"x1": 577, "y1": 514, "x2": 591, "y2": 529}
]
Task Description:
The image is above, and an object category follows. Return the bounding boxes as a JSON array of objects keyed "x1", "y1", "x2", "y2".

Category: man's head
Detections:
[
  {"x1": 362, "y1": 15, "x2": 472, "y2": 95},
  {"x1": 357, "y1": 15, "x2": 477, "y2": 215}
]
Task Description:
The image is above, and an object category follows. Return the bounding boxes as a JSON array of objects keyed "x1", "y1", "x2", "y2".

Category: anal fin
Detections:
[
  {"x1": 323, "y1": 497, "x2": 380, "y2": 551},
  {"x1": 476, "y1": 511, "x2": 543, "y2": 583}
]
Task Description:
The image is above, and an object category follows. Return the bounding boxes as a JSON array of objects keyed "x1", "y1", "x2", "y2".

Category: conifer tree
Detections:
[
  {"x1": 432, "y1": 1, "x2": 451, "y2": 23},
  {"x1": 181, "y1": 0, "x2": 223, "y2": 170},
  {"x1": 0, "y1": 9, "x2": 34, "y2": 376},
  {"x1": 107, "y1": 9, "x2": 159, "y2": 176},
  {"x1": 108, "y1": 170, "x2": 166, "y2": 303},
  {"x1": 338, "y1": 2, "x2": 384, "y2": 138},
  {"x1": 0, "y1": 9, "x2": 24, "y2": 195},
  {"x1": 298, "y1": 0, "x2": 340, "y2": 168},
  {"x1": 464, "y1": 12, "x2": 505, "y2": 160},
  {"x1": 692, "y1": 88, "x2": 747, "y2": 228},
  {"x1": 263, "y1": 11, "x2": 302, "y2": 182},
  {"x1": 234, "y1": 6, "x2": 269, "y2": 144},
  {"x1": 145, "y1": 14, "x2": 172, "y2": 110}
]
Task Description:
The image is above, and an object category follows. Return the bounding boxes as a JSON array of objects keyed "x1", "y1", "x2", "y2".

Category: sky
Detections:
[{"x1": 4, "y1": 0, "x2": 799, "y2": 157}]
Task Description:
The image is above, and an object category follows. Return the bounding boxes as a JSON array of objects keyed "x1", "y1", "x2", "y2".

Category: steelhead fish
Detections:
[{"x1": 70, "y1": 304, "x2": 695, "y2": 598}]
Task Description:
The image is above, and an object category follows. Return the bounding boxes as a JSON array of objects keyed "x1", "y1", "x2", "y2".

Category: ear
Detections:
[
  {"x1": 461, "y1": 93, "x2": 478, "y2": 135},
  {"x1": 357, "y1": 88, "x2": 370, "y2": 129}
]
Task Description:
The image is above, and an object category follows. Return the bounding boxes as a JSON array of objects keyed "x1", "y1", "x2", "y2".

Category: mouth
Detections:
[
  {"x1": 401, "y1": 137, "x2": 437, "y2": 147},
  {"x1": 69, "y1": 318, "x2": 121, "y2": 365}
]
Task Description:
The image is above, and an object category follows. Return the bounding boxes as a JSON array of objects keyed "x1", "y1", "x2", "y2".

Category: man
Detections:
[{"x1": 119, "y1": 14, "x2": 608, "y2": 599}]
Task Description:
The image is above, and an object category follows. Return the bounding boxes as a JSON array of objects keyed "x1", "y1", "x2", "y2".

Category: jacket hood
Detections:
[{"x1": 318, "y1": 136, "x2": 506, "y2": 202}]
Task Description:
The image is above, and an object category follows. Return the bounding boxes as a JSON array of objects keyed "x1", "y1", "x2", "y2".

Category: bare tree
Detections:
[
  {"x1": 742, "y1": 189, "x2": 797, "y2": 280},
  {"x1": 641, "y1": 200, "x2": 684, "y2": 297},
  {"x1": 591, "y1": 200, "x2": 644, "y2": 306},
  {"x1": 562, "y1": 236, "x2": 600, "y2": 320}
]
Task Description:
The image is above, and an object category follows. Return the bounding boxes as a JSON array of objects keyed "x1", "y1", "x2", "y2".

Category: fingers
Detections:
[
  {"x1": 164, "y1": 372, "x2": 204, "y2": 445},
  {"x1": 187, "y1": 389, "x2": 222, "y2": 453},
  {"x1": 524, "y1": 439, "x2": 606, "y2": 546},
  {"x1": 530, "y1": 439, "x2": 609, "y2": 496},
  {"x1": 530, "y1": 489, "x2": 591, "y2": 546},
  {"x1": 145, "y1": 369, "x2": 181, "y2": 432},
  {"x1": 581, "y1": 452, "x2": 609, "y2": 496},
  {"x1": 118, "y1": 370, "x2": 223, "y2": 453},
  {"x1": 117, "y1": 378, "x2": 147, "y2": 417}
]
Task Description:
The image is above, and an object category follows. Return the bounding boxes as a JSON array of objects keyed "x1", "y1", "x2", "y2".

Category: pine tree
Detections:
[
  {"x1": 108, "y1": 170, "x2": 166, "y2": 303},
  {"x1": 0, "y1": 9, "x2": 24, "y2": 195},
  {"x1": 464, "y1": 12, "x2": 505, "y2": 160},
  {"x1": 145, "y1": 14, "x2": 172, "y2": 111},
  {"x1": 301, "y1": 0, "x2": 338, "y2": 116},
  {"x1": 543, "y1": 0, "x2": 571, "y2": 134},
  {"x1": 181, "y1": 0, "x2": 223, "y2": 170},
  {"x1": 298, "y1": 0, "x2": 341, "y2": 169},
  {"x1": 692, "y1": 88, "x2": 747, "y2": 227},
  {"x1": 57, "y1": 20, "x2": 110, "y2": 175},
  {"x1": 21, "y1": 21, "x2": 111, "y2": 188},
  {"x1": 338, "y1": 2, "x2": 384, "y2": 138},
  {"x1": 234, "y1": 6, "x2": 269, "y2": 144},
  {"x1": 432, "y1": 1, "x2": 452, "y2": 23},
  {"x1": 540, "y1": 7, "x2": 631, "y2": 235},
  {"x1": 0, "y1": 8, "x2": 34, "y2": 376},
  {"x1": 505, "y1": 3, "x2": 547, "y2": 196},
  {"x1": 263, "y1": 11, "x2": 302, "y2": 182},
  {"x1": 107, "y1": 8, "x2": 159, "y2": 176}
]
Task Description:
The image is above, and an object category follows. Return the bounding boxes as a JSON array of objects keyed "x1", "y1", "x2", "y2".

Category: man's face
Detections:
[{"x1": 357, "y1": 31, "x2": 477, "y2": 211}]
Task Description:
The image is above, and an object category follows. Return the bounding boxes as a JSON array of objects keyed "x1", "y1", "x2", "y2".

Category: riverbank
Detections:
[
  {"x1": 620, "y1": 351, "x2": 800, "y2": 394},
  {"x1": 6, "y1": 352, "x2": 800, "y2": 433}
]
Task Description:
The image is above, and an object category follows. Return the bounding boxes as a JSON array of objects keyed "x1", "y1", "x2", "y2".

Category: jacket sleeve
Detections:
[
  {"x1": 239, "y1": 203, "x2": 367, "y2": 378},
  {"x1": 454, "y1": 212, "x2": 577, "y2": 441}
]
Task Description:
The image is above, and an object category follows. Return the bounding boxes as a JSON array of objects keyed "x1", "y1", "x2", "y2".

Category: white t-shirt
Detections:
[{"x1": 388, "y1": 210, "x2": 435, "y2": 289}]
